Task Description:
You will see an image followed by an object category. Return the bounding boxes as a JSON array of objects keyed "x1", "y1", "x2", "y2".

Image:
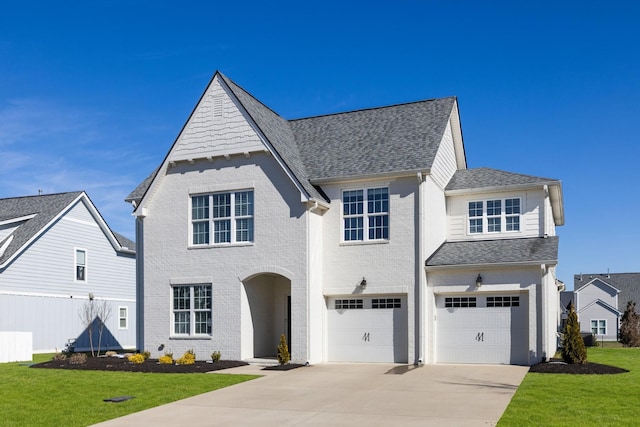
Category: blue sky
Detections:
[{"x1": 1, "y1": 1, "x2": 638, "y2": 286}]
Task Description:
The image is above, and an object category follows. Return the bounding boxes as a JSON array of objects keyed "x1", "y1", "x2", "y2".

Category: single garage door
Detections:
[
  {"x1": 327, "y1": 296, "x2": 408, "y2": 363},
  {"x1": 436, "y1": 294, "x2": 528, "y2": 365}
]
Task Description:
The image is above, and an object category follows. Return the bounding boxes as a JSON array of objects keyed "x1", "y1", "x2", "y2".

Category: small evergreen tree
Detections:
[
  {"x1": 561, "y1": 302, "x2": 587, "y2": 364},
  {"x1": 277, "y1": 334, "x2": 290, "y2": 365},
  {"x1": 620, "y1": 301, "x2": 640, "y2": 347}
]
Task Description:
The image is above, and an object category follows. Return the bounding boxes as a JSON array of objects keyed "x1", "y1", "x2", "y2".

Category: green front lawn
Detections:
[
  {"x1": 0, "y1": 354, "x2": 258, "y2": 426},
  {"x1": 499, "y1": 348, "x2": 640, "y2": 426}
]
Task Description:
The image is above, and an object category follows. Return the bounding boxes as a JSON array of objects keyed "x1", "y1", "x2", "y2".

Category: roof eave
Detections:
[
  {"x1": 311, "y1": 169, "x2": 431, "y2": 185},
  {"x1": 425, "y1": 260, "x2": 558, "y2": 271},
  {"x1": 445, "y1": 181, "x2": 561, "y2": 196}
]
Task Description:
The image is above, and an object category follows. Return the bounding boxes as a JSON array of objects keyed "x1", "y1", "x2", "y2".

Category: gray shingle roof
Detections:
[
  {"x1": 290, "y1": 97, "x2": 456, "y2": 181},
  {"x1": 0, "y1": 192, "x2": 134, "y2": 266},
  {"x1": 426, "y1": 236, "x2": 559, "y2": 267},
  {"x1": 446, "y1": 168, "x2": 559, "y2": 191},
  {"x1": 126, "y1": 72, "x2": 456, "y2": 204},
  {"x1": 574, "y1": 273, "x2": 640, "y2": 312}
]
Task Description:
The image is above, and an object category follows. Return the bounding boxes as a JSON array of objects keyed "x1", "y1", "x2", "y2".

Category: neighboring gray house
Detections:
[
  {"x1": 0, "y1": 192, "x2": 136, "y2": 353},
  {"x1": 127, "y1": 71, "x2": 564, "y2": 366},
  {"x1": 561, "y1": 273, "x2": 640, "y2": 341}
]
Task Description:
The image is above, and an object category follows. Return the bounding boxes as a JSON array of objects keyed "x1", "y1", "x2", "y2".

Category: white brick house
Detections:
[{"x1": 127, "y1": 72, "x2": 564, "y2": 365}]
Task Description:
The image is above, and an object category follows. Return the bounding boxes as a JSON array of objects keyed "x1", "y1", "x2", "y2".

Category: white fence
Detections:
[{"x1": 0, "y1": 331, "x2": 32, "y2": 363}]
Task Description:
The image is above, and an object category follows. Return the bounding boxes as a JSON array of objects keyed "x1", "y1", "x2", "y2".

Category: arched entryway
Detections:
[{"x1": 240, "y1": 273, "x2": 291, "y2": 360}]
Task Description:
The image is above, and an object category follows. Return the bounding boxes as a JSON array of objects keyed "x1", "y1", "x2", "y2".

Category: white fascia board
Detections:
[
  {"x1": 0, "y1": 214, "x2": 37, "y2": 226},
  {"x1": 425, "y1": 260, "x2": 557, "y2": 272},
  {"x1": 445, "y1": 181, "x2": 560, "y2": 196},
  {"x1": 575, "y1": 278, "x2": 620, "y2": 294},
  {"x1": 78, "y1": 193, "x2": 132, "y2": 254},
  {"x1": 549, "y1": 183, "x2": 564, "y2": 226},
  {"x1": 311, "y1": 169, "x2": 431, "y2": 185},
  {"x1": 449, "y1": 100, "x2": 467, "y2": 170}
]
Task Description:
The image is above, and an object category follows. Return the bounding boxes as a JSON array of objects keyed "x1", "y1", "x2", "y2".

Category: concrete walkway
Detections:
[{"x1": 93, "y1": 363, "x2": 528, "y2": 426}]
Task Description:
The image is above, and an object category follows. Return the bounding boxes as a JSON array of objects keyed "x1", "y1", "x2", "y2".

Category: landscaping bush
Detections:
[
  {"x1": 211, "y1": 351, "x2": 221, "y2": 363},
  {"x1": 52, "y1": 353, "x2": 66, "y2": 361},
  {"x1": 127, "y1": 354, "x2": 145, "y2": 364},
  {"x1": 561, "y1": 302, "x2": 587, "y2": 364},
  {"x1": 158, "y1": 355, "x2": 174, "y2": 365},
  {"x1": 277, "y1": 334, "x2": 290, "y2": 365},
  {"x1": 141, "y1": 350, "x2": 151, "y2": 360},
  {"x1": 176, "y1": 350, "x2": 196, "y2": 365},
  {"x1": 69, "y1": 353, "x2": 88, "y2": 365},
  {"x1": 620, "y1": 301, "x2": 640, "y2": 347}
]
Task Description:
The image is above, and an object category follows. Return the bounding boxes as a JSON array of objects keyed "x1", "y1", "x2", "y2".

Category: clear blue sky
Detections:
[{"x1": 1, "y1": 1, "x2": 638, "y2": 287}]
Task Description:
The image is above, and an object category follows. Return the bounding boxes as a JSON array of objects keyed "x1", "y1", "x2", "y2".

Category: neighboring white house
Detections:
[
  {"x1": 0, "y1": 191, "x2": 136, "y2": 354},
  {"x1": 561, "y1": 273, "x2": 640, "y2": 341},
  {"x1": 126, "y1": 71, "x2": 564, "y2": 366}
]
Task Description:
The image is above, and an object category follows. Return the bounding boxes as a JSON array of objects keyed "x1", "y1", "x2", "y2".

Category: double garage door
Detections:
[
  {"x1": 436, "y1": 294, "x2": 528, "y2": 365},
  {"x1": 327, "y1": 296, "x2": 408, "y2": 363}
]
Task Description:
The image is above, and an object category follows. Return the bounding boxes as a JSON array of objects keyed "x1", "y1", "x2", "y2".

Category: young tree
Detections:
[
  {"x1": 277, "y1": 333, "x2": 290, "y2": 365},
  {"x1": 561, "y1": 302, "x2": 587, "y2": 364},
  {"x1": 620, "y1": 301, "x2": 640, "y2": 347},
  {"x1": 79, "y1": 293, "x2": 97, "y2": 356},
  {"x1": 94, "y1": 299, "x2": 112, "y2": 356},
  {"x1": 79, "y1": 294, "x2": 112, "y2": 357}
]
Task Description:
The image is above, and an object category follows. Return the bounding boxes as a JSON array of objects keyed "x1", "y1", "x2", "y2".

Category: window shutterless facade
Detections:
[
  {"x1": 119, "y1": 307, "x2": 128, "y2": 329},
  {"x1": 172, "y1": 285, "x2": 212, "y2": 336},
  {"x1": 342, "y1": 187, "x2": 389, "y2": 242},
  {"x1": 75, "y1": 249, "x2": 87, "y2": 282},
  {"x1": 191, "y1": 190, "x2": 254, "y2": 245},
  {"x1": 468, "y1": 198, "x2": 521, "y2": 234},
  {"x1": 591, "y1": 319, "x2": 606, "y2": 335}
]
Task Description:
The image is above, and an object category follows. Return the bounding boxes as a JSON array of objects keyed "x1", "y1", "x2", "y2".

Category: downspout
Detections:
[
  {"x1": 416, "y1": 172, "x2": 425, "y2": 365},
  {"x1": 135, "y1": 215, "x2": 144, "y2": 353},
  {"x1": 306, "y1": 200, "x2": 322, "y2": 364},
  {"x1": 541, "y1": 263, "x2": 548, "y2": 362}
]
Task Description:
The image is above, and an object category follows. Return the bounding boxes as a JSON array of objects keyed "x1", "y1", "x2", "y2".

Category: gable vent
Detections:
[{"x1": 212, "y1": 95, "x2": 223, "y2": 117}]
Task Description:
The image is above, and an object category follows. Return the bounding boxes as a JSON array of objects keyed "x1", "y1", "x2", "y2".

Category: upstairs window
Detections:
[
  {"x1": 468, "y1": 198, "x2": 521, "y2": 234},
  {"x1": 75, "y1": 249, "x2": 87, "y2": 282},
  {"x1": 191, "y1": 190, "x2": 254, "y2": 245},
  {"x1": 343, "y1": 187, "x2": 389, "y2": 241}
]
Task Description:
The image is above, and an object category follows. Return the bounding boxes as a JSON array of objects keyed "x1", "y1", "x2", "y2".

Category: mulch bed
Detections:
[
  {"x1": 262, "y1": 363, "x2": 306, "y2": 371},
  {"x1": 31, "y1": 356, "x2": 249, "y2": 373},
  {"x1": 529, "y1": 359, "x2": 628, "y2": 375}
]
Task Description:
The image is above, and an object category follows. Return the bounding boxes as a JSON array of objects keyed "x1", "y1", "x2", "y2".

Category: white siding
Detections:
[
  {"x1": 430, "y1": 120, "x2": 458, "y2": 190},
  {"x1": 169, "y1": 76, "x2": 266, "y2": 162},
  {"x1": 141, "y1": 152, "x2": 308, "y2": 362},
  {"x1": 446, "y1": 190, "x2": 545, "y2": 241}
]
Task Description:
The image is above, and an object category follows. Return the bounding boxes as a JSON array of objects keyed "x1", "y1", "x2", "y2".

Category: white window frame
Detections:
[
  {"x1": 591, "y1": 319, "x2": 606, "y2": 335},
  {"x1": 171, "y1": 284, "x2": 213, "y2": 337},
  {"x1": 190, "y1": 190, "x2": 254, "y2": 246},
  {"x1": 342, "y1": 187, "x2": 389, "y2": 242},
  {"x1": 74, "y1": 248, "x2": 87, "y2": 283},
  {"x1": 118, "y1": 306, "x2": 128, "y2": 330},
  {"x1": 468, "y1": 197, "x2": 521, "y2": 235}
]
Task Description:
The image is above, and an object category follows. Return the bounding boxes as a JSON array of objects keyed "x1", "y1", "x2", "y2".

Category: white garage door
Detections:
[
  {"x1": 327, "y1": 296, "x2": 408, "y2": 363},
  {"x1": 436, "y1": 294, "x2": 528, "y2": 365}
]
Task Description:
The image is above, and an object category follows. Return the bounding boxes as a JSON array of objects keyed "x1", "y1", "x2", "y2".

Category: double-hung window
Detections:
[
  {"x1": 591, "y1": 319, "x2": 606, "y2": 335},
  {"x1": 468, "y1": 198, "x2": 520, "y2": 234},
  {"x1": 343, "y1": 187, "x2": 389, "y2": 241},
  {"x1": 75, "y1": 249, "x2": 87, "y2": 282},
  {"x1": 172, "y1": 285, "x2": 212, "y2": 336},
  {"x1": 191, "y1": 190, "x2": 254, "y2": 245},
  {"x1": 118, "y1": 307, "x2": 128, "y2": 329}
]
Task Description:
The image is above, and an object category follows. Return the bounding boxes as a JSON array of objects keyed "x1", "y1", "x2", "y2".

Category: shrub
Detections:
[
  {"x1": 176, "y1": 350, "x2": 196, "y2": 365},
  {"x1": 69, "y1": 353, "x2": 88, "y2": 365},
  {"x1": 52, "y1": 352, "x2": 67, "y2": 361},
  {"x1": 159, "y1": 355, "x2": 174, "y2": 365},
  {"x1": 620, "y1": 301, "x2": 640, "y2": 347},
  {"x1": 163, "y1": 350, "x2": 173, "y2": 359},
  {"x1": 128, "y1": 353, "x2": 145, "y2": 364},
  {"x1": 561, "y1": 302, "x2": 587, "y2": 364},
  {"x1": 141, "y1": 350, "x2": 151, "y2": 360},
  {"x1": 277, "y1": 334, "x2": 290, "y2": 365},
  {"x1": 211, "y1": 351, "x2": 221, "y2": 362}
]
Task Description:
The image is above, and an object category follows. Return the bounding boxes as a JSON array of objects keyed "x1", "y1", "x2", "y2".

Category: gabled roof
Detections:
[
  {"x1": 126, "y1": 72, "x2": 459, "y2": 206},
  {"x1": 573, "y1": 273, "x2": 640, "y2": 311},
  {"x1": 575, "y1": 277, "x2": 620, "y2": 295},
  {"x1": 426, "y1": 236, "x2": 559, "y2": 268},
  {"x1": 578, "y1": 298, "x2": 622, "y2": 316},
  {"x1": 445, "y1": 167, "x2": 564, "y2": 226},
  {"x1": 290, "y1": 97, "x2": 457, "y2": 182},
  {"x1": 0, "y1": 192, "x2": 134, "y2": 268}
]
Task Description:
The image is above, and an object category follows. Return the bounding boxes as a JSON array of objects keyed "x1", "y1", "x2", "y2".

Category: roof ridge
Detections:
[
  {"x1": 289, "y1": 96, "x2": 457, "y2": 122},
  {"x1": 217, "y1": 72, "x2": 284, "y2": 120},
  {"x1": 0, "y1": 191, "x2": 83, "y2": 202}
]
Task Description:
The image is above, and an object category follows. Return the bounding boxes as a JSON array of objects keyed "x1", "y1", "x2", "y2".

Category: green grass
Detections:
[
  {"x1": 0, "y1": 354, "x2": 258, "y2": 427},
  {"x1": 499, "y1": 347, "x2": 640, "y2": 426}
]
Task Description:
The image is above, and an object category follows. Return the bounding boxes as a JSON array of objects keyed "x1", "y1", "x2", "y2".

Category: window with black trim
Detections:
[
  {"x1": 335, "y1": 299, "x2": 363, "y2": 309},
  {"x1": 487, "y1": 296, "x2": 520, "y2": 307},
  {"x1": 445, "y1": 297, "x2": 477, "y2": 308}
]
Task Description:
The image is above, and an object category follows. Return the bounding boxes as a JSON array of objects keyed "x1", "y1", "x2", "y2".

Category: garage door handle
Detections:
[
  {"x1": 476, "y1": 332, "x2": 484, "y2": 342},
  {"x1": 363, "y1": 332, "x2": 370, "y2": 342}
]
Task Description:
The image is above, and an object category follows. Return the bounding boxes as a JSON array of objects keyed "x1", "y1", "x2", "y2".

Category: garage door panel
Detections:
[
  {"x1": 436, "y1": 295, "x2": 528, "y2": 365},
  {"x1": 327, "y1": 296, "x2": 408, "y2": 363}
]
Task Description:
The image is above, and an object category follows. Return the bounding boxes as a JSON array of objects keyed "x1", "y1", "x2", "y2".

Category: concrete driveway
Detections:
[{"x1": 93, "y1": 363, "x2": 528, "y2": 426}]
